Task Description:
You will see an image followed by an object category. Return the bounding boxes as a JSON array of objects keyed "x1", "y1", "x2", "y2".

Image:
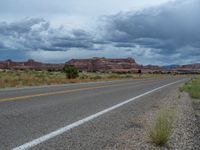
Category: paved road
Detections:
[{"x1": 0, "y1": 77, "x2": 186, "y2": 150}]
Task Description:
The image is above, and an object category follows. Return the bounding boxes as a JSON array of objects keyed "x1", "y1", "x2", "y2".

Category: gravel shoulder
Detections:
[
  {"x1": 168, "y1": 92, "x2": 199, "y2": 150},
  {"x1": 105, "y1": 85, "x2": 200, "y2": 150}
]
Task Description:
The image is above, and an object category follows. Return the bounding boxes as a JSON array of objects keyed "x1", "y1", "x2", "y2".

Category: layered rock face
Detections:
[
  {"x1": 174, "y1": 64, "x2": 200, "y2": 73},
  {"x1": 141, "y1": 65, "x2": 165, "y2": 73},
  {"x1": 67, "y1": 57, "x2": 141, "y2": 72},
  {"x1": 0, "y1": 59, "x2": 64, "y2": 70},
  {"x1": 0, "y1": 58, "x2": 199, "y2": 74},
  {"x1": 179, "y1": 64, "x2": 200, "y2": 70}
]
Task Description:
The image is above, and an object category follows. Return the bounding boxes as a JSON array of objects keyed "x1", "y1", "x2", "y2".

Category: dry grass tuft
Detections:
[{"x1": 147, "y1": 108, "x2": 175, "y2": 146}]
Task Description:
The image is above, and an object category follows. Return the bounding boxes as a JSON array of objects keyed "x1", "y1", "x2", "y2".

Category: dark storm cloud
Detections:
[
  {"x1": 0, "y1": 18, "x2": 45, "y2": 35},
  {"x1": 0, "y1": 41, "x2": 5, "y2": 49},
  {"x1": 0, "y1": 0, "x2": 199, "y2": 65},
  {"x1": 0, "y1": 18, "x2": 94, "y2": 51},
  {"x1": 51, "y1": 29, "x2": 93, "y2": 49},
  {"x1": 103, "y1": 0, "x2": 200, "y2": 56}
]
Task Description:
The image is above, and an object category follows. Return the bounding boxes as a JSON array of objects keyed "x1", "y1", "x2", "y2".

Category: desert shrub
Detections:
[
  {"x1": 89, "y1": 75, "x2": 102, "y2": 80},
  {"x1": 123, "y1": 74, "x2": 133, "y2": 78},
  {"x1": 148, "y1": 109, "x2": 175, "y2": 146},
  {"x1": 63, "y1": 64, "x2": 79, "y2": 79},
  {"x1": 79, "y1": 73, "x2": 90, "y2": 79},
  {"x1": 107, "y1": 74, "x2": 119, "y2": 79}
]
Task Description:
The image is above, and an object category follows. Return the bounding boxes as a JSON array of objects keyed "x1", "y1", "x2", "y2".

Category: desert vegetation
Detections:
[
  {"x1": 180, "y1": 75, "x2": 200, "y2": 126},
  {"x1": 147, "y1": 108, "x2": 176, "y2": 146},
  {"x1": 180, "y1": 75, "x2": 200, "y2": 99},
  {"x1": 0, "y1": 69, "x2": 180, "y2": 89},
  {"x1": 63, "y1": 64, "x2": 79, "y2": 79}
]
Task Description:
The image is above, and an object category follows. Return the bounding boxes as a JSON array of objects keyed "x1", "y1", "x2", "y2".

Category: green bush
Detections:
[{"x1": 63, "y1": 65, "x2": 79, "y2": 79}]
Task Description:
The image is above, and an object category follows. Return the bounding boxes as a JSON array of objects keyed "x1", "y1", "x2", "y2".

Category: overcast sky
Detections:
[{"x1": 0, "y1": 0, "x2": 199, "y2": 65}]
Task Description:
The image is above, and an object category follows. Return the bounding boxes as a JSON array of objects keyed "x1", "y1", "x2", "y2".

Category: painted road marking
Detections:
[
  {"x1": 0, "y1": 78, "x2": 162, "y2": 102},
  {"x1": 12, "y1": 79, "x2": 186, "y2": 150}
]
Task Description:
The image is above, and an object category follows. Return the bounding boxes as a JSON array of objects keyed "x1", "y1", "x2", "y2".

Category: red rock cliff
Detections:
[{"x1": 66, "y1": 57, "x2": 140, "y2": 72}]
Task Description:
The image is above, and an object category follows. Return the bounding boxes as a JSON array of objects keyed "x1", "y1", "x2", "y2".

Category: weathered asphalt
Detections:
[{"x1": 0, "y1": 77, "x2": 186, "y2": 150}]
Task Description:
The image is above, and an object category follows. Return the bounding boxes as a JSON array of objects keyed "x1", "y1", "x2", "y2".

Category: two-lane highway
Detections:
[{"x1": 0, "y1": 77, "x2": 186, "y2": 150}]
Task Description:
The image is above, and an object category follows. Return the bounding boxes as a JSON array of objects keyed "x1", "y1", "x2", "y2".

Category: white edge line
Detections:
[{"x1": 12, "y1": 79, "x2": 186, "y2": 150}]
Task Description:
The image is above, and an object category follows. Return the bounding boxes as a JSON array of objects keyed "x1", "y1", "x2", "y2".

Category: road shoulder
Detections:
[{"x1": 105, "y1": 85, "x2": 199, "y2": 150}]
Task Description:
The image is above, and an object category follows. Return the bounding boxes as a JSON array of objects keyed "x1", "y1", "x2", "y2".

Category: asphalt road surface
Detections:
[{"x1": 0, "y1": 77, "x2": 186, "y2": 150}]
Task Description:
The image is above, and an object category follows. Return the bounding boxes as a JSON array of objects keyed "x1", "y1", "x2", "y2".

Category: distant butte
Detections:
[
  {"x1": 0, "y1": 59, "x2": 64, "y2": 70},
  {"x1": 66, "y1": 57, "x2": 142, "y2": 73},
  {"x1": 0, "y1": 57, "x2": 199, "y2": 74}
]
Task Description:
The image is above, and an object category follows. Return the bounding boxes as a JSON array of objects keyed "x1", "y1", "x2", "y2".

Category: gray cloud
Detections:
[
  {"x1": 102, "y1": 0, "x2": 200, "y2": 60},
  {"x1": 0, "y1": 18, "x2": 94, "y2": 51},
  {"x1": 0, "y1": 0, "x2": 199, "y2": 65}
]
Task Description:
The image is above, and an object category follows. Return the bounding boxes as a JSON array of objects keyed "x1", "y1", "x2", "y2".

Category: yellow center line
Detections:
[
  {"x1": 0, "y1": 80, "x2": 157, "y2": 102},
  {"x1": 0, "y1": 79, "x2": 157, "y2": 102}
]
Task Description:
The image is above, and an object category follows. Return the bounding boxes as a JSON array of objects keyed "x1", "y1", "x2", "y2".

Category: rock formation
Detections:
[
  {"x1": 0, "y1": 58, "x2": 199, "y2": 74},
  {"x1": 174, "y1": 63, "x2": 200, "y2": 73},
  {"x1": 67, "y1": 57, "x2": 141, "y2": 73},
  {"x1": 0, "y1": 59, "x2": 64, "y2": 70}
]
